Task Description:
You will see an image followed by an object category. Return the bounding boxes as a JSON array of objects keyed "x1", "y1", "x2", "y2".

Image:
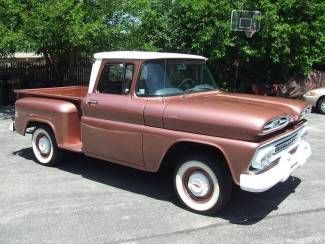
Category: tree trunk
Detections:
[
  {"x1": 68, "y1": 48, "x2": 77, "y2": 85},
  {"x1": 43, "y1": 50, "x2": 63, "y2": 86}
]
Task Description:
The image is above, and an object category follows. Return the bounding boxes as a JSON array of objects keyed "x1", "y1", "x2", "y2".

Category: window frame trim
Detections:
[{"x1": 94, "y1": 61, "x2": 135, "y2": 96}]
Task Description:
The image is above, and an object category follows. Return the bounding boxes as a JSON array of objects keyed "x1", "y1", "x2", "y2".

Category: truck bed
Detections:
[
  {"x1": 15, "y1": 86, "x2": 88, "y2": 153},
  {"x1": 15, "y1": 86, "x2": 88, "y2": 102}
]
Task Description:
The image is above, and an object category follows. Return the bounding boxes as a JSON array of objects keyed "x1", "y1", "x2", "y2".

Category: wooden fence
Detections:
[{"x1": 0, "y1": 58, "x2": 92, "y2": 105}]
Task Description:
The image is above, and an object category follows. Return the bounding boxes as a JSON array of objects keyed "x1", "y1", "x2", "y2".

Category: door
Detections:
[{"x1": 81, "y1": 62, "x2": 146, "y2": 167}]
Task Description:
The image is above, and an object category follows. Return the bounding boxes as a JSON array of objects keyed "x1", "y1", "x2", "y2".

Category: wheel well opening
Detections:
[
  {"x1": 26, "y1": 121, "x2": 40, "y2": 130},
  {"x1": 159, "y1": 142, "x2": 231, "y2": 175},
  {"x1": 25, "y1": 122, "x2": 56, "y2": 141},
  {"x1": 26, "y1": 121, "x2": 48, "y2": 133}
]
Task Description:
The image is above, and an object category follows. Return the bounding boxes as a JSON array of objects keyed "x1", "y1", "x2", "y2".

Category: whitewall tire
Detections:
[
  {"x1": 174, "y1": 154, "x2": 232, "y2": 214},
  {"x1": 32, "y1": 126, "x2": 61, "y2": 166}
]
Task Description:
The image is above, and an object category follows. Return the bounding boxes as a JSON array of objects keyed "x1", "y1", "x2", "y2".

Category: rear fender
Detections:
[{"x1": 15, "y1": 97, "x2": 81, "y2": 147}]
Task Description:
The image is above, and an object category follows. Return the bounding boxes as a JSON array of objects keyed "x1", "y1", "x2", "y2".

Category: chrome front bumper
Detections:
[{"x1": 240, "y1": 140, "x2": 311, "y2": 193}]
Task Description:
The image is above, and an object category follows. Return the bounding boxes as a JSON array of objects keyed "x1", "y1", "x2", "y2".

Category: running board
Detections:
[{"x1": 59, "y1": 142, "x2": 83, "y2": 153}]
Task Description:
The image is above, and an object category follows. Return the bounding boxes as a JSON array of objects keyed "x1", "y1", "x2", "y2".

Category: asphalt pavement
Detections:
[{"x1": 0, "y1": 106, "x2": 324, "y2": 244}]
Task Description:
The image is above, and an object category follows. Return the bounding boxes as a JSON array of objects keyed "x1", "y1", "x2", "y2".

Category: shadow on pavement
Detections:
[
  {"x1": 13, "y1": 147, "x2": 301, "y2": 225},
  {"x1": 218, "y1": 176, "x2": 300, "y2": 224},
  {"x1": 0, "y1": 106, "x2": 14, "y2": 120}
]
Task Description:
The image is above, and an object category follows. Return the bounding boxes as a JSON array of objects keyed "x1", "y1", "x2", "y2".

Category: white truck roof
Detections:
[{"x1": 94, "y1": 51, "x2": 207, "y2": 61}]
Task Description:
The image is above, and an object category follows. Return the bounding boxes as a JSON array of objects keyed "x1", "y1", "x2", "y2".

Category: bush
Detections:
[{"x1": 135, "y1": 0, "x2": 325, "y2": 87}]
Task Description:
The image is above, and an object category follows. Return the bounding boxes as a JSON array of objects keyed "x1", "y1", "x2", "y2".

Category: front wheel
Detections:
[
  {"x1": 174, "y1": 154, "x2": 232, "y2": 214},
  {"x1": 32, "y1": 126, "x2": 62, "y2": 166},
  {"x1": 317, "y1": 97, "x2": 325, "y2": 114}
]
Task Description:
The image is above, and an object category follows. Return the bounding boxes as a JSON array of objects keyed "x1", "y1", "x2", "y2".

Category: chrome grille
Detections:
[{"x1": 274, "y1": 132, "x2": 299, "y2": 154}]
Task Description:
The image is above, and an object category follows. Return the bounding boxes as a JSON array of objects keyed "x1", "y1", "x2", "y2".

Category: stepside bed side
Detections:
[{"x1": 15, "y1": 97, "x2": 82, "y2": 152}]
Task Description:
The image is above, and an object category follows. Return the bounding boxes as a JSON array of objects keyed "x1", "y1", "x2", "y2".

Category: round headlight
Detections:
[{"x1": 251, "y1": 146, "x2": 275, "y2": 170}]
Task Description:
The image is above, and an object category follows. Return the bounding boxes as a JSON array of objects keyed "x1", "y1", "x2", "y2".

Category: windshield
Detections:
[{"x1": 136, "y1": 59, "x2": 218, "y2": 96}]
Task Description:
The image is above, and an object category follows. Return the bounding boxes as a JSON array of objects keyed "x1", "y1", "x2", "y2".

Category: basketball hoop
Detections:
[{"x1": 231, "y1": 10, "x2": 261, "y2": 38}]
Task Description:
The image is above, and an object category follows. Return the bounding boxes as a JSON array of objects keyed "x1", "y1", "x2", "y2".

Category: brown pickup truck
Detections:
[{"x1": 12, "y1": 51, "x2": 312, "y2": 214}]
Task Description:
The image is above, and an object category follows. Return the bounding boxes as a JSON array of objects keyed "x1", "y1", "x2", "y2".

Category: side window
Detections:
[
  {"x1": 136, "y1": 60, "x2": 167, "y2": 96},
  {"x1": 97, "y1": 63, "x2": 134, "y2": 95},
  {"x1": 137, "y1": 64, "x2": 148, "y2": 96}
]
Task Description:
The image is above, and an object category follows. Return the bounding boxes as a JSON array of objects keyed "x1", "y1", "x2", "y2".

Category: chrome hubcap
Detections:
[
  {"x1": 187, "y1": 172, "x2": 210, "y2": 197},
  {"x1": 38, "y1": 136, "x2": 51, "y2": 155}
]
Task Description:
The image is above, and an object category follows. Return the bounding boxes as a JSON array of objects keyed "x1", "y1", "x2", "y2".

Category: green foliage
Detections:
[
  {"x1": 0, "y1": 0, "x2": 324, "y2": 85},
  {"x1": 0, "y1": 0, "x2": 26, "y2": 56},
  {"x1": 135, "y1": 0, "x2": 325, "y2": 84},
  {"x1": 0, "y1": 0, "x2": 137, "y2": 59}
]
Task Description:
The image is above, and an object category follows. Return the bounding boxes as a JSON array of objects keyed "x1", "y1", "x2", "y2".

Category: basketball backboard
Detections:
[{"x1": 231, "y1": 10, "x2": 261, "y2": 38}]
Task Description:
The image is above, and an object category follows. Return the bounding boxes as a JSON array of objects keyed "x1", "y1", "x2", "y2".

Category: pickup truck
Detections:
[{"x1": 12, "y1": 51, "x2": 312, "y2": 214}]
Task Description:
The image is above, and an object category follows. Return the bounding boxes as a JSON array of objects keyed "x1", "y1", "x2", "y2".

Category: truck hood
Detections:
[{"x1": 163, "y1": 91, "x2": 309, "y2": 141}]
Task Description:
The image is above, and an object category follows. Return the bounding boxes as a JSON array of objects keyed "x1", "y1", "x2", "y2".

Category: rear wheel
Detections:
[
  {"x1": 32, "y1": 126, "x2": 62, "y2": 166},
  {"x1": 174, "y1": 154, "x2": 232, "y2": 214},
  {"x1": 317, "y1": 97, "x2": 325, "y2": 114}
]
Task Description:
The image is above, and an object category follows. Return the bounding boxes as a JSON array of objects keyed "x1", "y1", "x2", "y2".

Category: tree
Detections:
[
  {"x1": 0, "y1": 0, "x2": 140, "y2": 82},
  {"x1": 134, "y1": 0, "x2": 325, "y2": 86},
  {"x1": 0, "y1": 0, "x2": 27, "y2": 57},
  {"x1": 1, "y1": 0, "x2": 324, "y2": 87}
]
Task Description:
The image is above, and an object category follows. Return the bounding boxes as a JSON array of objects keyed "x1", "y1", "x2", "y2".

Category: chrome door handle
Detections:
[{"x1": 86, "y1": 100, "x2": 98, "y2": 106}]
